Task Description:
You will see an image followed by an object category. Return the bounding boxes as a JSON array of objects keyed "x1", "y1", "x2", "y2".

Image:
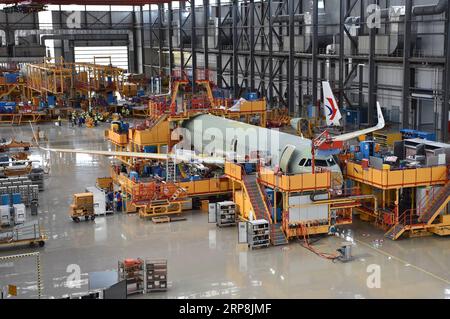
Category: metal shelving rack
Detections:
[
  {"x1": 216, "y1": 201, "x2": 237, "y2": 227},
  {"x1": 247, "y1": 219, "x2": 270, "y2": 249},
  {"x1": 118, "y1": 259, "x2": 144, "y2": 296},
  {"x1": 144, "y1": 259, "x2": 167, "y2": 293}
]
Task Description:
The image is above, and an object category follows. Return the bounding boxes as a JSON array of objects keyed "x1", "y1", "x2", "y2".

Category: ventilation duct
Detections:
[
  {"x1": 413, "y1": 0, "x2": 448, "y2": 16},
  {"x1": 0, "y1": 30, "x2": 6, "y2": 46},
  {"x1": 14, "y1": 29, "x2": 134, "y2": 51},
  {"x1": 272, "y1": 14, "x2": 304, "y2": 23}
]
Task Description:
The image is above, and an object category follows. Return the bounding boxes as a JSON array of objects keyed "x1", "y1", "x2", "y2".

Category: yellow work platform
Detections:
[
  {"x1": 106, "y1": 129, "x2": 128, "y2": 146},
  {"x1": 346, "y1": 162, "x2": 448, "y2": 190},
  {"x1": 225, "y1": 162, "x2": 331, "y2": 192},
  {"x1": 129, "y1": 121, "x2": 169, "y2": 146}
]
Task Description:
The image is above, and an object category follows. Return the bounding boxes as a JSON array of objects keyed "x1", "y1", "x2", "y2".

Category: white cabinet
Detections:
[
  {"x1": 247, "y1": 219, "x2": 270, "y2": 249},
  {"x1": 13, "y1": 204, "x2": 26, "y2": 225},
  {"x1": 0, "y1": 205, "x2": 10, "y2": 226},
  {"x1": 215, "y1": 201, "x2": 237, "y2": 227}
]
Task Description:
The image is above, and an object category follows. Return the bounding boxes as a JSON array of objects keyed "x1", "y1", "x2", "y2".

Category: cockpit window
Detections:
[
  {"x1": 305, "y1": 159, "x2": 312, "y2": 167},
  {"x1": 327, "y1": 157, "x2": 336, "y2": 166},
  {"x1": 315, "y1": 159, "x2": 328, "y2": 167},
  {"x1": 299, "y1": 159, "x2": 306, "y2": 166}
]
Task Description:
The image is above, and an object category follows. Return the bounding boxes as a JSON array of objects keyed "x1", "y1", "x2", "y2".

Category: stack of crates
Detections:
[
  {"x1": 28, "y1": 168, "x2": 44, "y2": 191},
  {"x1": 30, "y1": 185, "x2": 39, "y2": 202},
  {"x1": 19, "y1": 186, "x2": 28, "y2": 205},
  {"x1": 0, "y1": 177, "x2": 39, "y2": 207}
]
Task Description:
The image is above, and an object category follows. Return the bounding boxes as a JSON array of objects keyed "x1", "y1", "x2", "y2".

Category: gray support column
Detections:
[
  {"x1": 268, "y1": 0, "x2": 274, "y2": 105},
  {"x1": 58, "y1": 6, "x2": 65, "y2": 60},
  {"x1": 339, "y1": 0, "x2": 346, "y2": 108},
  {"x1": 359, "y1": 64, "x2": 364, "y2": 111},
  {"x1": 368, "y1": 0, "x2": 377, "y2": 126},
  {"x1": 140, "y1": 6, "x2": 145, "y2": 73},
  {"x1": 109, "y1": 5, "x2": 113, "y2": 29},
  {"x1": 191, "y1": 1, "x2": 197, "y2": 93},
  {"x1": 168, "y1": 2, "x2": 174, "y2": 75},
  {"x1": 288, "y1": 0, "x2": 295, "y2": 115},
  {"x1": 298, "y1": 0, "x2": 303, "y2": 116},
  {"x1": 204, "y1": 0, "x2": 209, "y2": 71},
  {"x1": 179, "y1": 1, "x2": 185, "y2": 73},
  {"x1": 249, "y1": 0, "x2": 255, "y2": 91},
  {"x1": 148, "y1": 5, "x2": 153, "y2": 75},
  {"x1": 158, "y1": 4, "x2": 164, "y2": 76},
  {"x1": 217, "y1": 0, "x2": 223, "y2": 87},
  {"x1": 312, "y1": 0, "x2": 319, "y2": 107},
  {"x1": 133, "y1": 6, "x2": 139, "y2": 73},
  {"x1": 232, "y1": 0, "x2": 239, "y2": 98},
  {"x1": 443, "y1": 3, "x2": 450, "y2": 142},
  {"x1": 402, "y1": 0, "x2": 412, "y2": 130}
]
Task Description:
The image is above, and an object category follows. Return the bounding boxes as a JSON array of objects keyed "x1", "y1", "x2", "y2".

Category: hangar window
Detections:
[
  {"x1": 318, "y1": 0, "x2": 325, "y2": 9},
  {"x1": 74, "y1": 46, "x2": 129, "y2": 71}
]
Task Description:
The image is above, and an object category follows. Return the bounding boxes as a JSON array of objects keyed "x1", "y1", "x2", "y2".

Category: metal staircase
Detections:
[
  {"x1": 270, "y1": 224, "x2": 289, "y2": 246},
  {"x1": 385, "y1": 182, "x2": 450, "y2": 240},
  {"x1": 147, "y1": 113, "x2": 167, "y2": 130},
  {"x1": 169, "y1": 185, "x2": 186, "y2": 201},
  {"x1": 385, "y1": 222, "x2": 408, "y2": 241},
  {"x1": 243, "y1": 174, "x2": 288, "y2": 246},
  {"x1": 418, "y1": 183, "x2": 450, "y2": 224},
  {"x1": 242, "y1": 174, "x2": 270, "y2": 221}
]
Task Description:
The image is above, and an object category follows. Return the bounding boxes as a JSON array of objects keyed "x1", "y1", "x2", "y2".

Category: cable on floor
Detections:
[{"x1": 297, "y1": 224, "x2": 340, "y2": 261}]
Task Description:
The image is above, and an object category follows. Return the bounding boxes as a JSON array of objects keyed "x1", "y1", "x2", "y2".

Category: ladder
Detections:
[
  {"x1": 11, "y1": 114, "x2": 22, "y2": 126},
  {"x1": 166, "y1": 160, "x2": 176, "y2": 182},
  {"x1": 169, "y1": 186, "x2": 186, "y2": 201}
]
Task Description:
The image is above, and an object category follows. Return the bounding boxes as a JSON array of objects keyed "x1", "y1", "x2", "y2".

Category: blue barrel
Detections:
[
  {"x1": 417, "y1": 131, "x2": 436, "y2": 142},
  {"x1": 129, "y1": 171, "x2": 139, "y2": 181},
  {"x1": 107, "y1": 92, "x2": 115, "y2": 104},
  {"x1": 144, "y1": 165, "x2": 152, "y2": 176},
  {"x1": 213, "y1": 90, "x2": 224, "y2": 98},
  {"x1": 144, "y1": 146, "x2": 157, "y2": 153},
  {"x1": 265, "y1": 189, "x2": 274, "y2": 205},
  {"x1": 272, "y1": 208, "x2": 282, "y2": 222},
  {"x1": 12, "y1": 193, "x2": 22, "y2": 204},
  {"x1": 121, "y1": 123, "x2": 130, "y2": 133},
  {"x1": 307, "y1": 104, "x2": 315, "y2": 118},
  {"x1": 47, "y1": 95, "x2": 56, "y2": 106},
  {"x1": 246, "y1": 92, "x2": 258, "y2": 101},
  {"x1": 0, "y1": 102, "x2": 16, "y2": 114},
  {"x1": 1, "y1": 194, "x2": 10, "y2": 205},
  {"x1": 5, "y1": 73, "x2": 18, "y2": 84}
]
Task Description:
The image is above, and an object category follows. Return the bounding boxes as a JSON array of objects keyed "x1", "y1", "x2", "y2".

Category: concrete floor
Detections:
[{"x1": 0, "y1": 123, "x2": 449, "y2": 299}]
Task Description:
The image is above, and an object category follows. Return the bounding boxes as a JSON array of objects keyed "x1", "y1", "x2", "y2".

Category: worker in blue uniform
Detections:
[{"x1": 115, "y1": 191, "x2": 123, "y2": 212}]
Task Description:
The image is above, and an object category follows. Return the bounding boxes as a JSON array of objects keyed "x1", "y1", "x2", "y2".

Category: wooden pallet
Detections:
[{"x1": 152, "y1": 216, "x2": 171, "y2": 224}]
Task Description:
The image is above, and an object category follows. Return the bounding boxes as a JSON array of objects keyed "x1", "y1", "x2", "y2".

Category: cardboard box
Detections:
[{"x1": 201, "y1": 200, "x2": 209, "y2": 213}]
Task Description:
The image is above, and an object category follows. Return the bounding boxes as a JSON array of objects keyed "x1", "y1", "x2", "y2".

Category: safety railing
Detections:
[
  {"x1": 417, "y1": 167, "x2": 450, "y2": 217},
  {"x1": 397, "y1": 209, "x2": 420, "y2": 227}
]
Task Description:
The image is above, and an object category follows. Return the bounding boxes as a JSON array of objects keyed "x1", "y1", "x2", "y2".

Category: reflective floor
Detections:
[{"x1": 0, "y1": 123, "x2": 449, "y2": 299}]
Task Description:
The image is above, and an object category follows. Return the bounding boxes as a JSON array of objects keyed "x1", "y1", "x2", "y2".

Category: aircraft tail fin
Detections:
[{"x1": 322, "y1": 81, "x2": 342, "y2": 127}]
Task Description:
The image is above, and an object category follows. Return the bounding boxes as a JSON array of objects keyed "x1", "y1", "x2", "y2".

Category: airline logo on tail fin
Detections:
[{"x1": 322, "y1": 81, "x2": 342, "y2": 127}]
